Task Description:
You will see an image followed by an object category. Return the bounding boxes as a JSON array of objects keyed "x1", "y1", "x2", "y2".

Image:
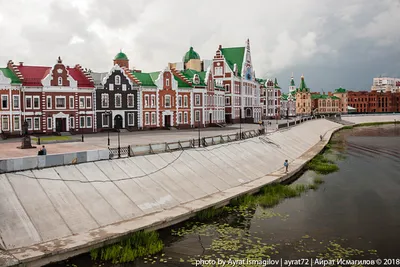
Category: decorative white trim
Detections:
[
  {"x1": 161, "y1": 110, "x2": 173, "y2": 127},
  {"x1": 0, "y1": 71, "x2": 11, "y2": 85},
  {"x1": 102, "y1": 64, "x2": 134, "y2": 87},
  {"x1": 155, "y1": 68, "x2": 178, "y2": 91}
]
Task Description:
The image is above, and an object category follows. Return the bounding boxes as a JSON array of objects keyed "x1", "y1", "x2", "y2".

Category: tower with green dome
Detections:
[
  {"x1": 183, "y1": 47, "x2": 202, "y2": 72},
  {"x1": 113, "y1": 50, "x2": 129, "y2": 69}
]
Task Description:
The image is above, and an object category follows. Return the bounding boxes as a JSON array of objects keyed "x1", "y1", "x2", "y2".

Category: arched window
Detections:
[
  {"x1": 115, "y1": 75, "x2": 121, "y2": 85},
  {"x1": 58, "y1": 77, "x2": 63, "y2": 86}
]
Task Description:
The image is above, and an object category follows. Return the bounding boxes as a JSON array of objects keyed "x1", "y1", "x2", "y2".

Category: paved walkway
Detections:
[{"x1": 0, "y1": 124, "x2": 263, "y2": 159}]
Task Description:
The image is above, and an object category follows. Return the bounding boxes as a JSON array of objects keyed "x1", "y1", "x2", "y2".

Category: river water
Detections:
[{"x1": 48, "y1": 124, "x2": 400, "y2": 267}]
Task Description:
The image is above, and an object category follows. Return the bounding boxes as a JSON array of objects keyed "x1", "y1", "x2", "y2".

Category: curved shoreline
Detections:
[{"x1": 1, "y1": 117, "x2": 399, "y2": 267}]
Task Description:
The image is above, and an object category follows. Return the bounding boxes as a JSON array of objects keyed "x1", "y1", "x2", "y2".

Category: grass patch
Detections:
[
  {"x1": 90, "y1": 230, "x2": 163, "y2": 264},
  {"x1": 341, "y1": 125, "x2": 354, "y2": 130},
  {"x1": 314, "y1": 177, "x2": 325, "y2": 185},
  {"x1": 307, "y1": 154, "x2": 339, "y2": 174},
  {"x1": 355, "y1": 121, "x2": 396, "y2": 127},
  {"x1": 32, "y1": 136, "x2": 72, "y2": 142},
  {"x1": 195, "y1": 207, "x2": 227, "y2": 221}
]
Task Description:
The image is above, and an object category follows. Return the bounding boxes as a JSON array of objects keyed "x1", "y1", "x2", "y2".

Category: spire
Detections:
[
  {"x1": 299, "y1": 75, "x2": 308, "y2": 92},
  {"x1": 290, "y1": 75, "x2": 295, "y2": 86},
  {"x1": 274, "y1": 78, "x2": 281, "y2": 89}
]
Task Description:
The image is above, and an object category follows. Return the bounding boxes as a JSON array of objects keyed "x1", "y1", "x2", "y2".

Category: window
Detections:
[
  {"x1": 56, "y1": 97, "x2": 66, "y2": 108},
  {"x1": 151, "y1": 112, "x2": 156, "y2": 124},
  {"x1": 70, "y1": 117, "x2": 74, "y2": 129},
  {"x1": 69, "y1": 96, "x2": 74, "y2": 109},
  {"x1": 26, "y1": 118, "x2": 32, "y2": 130},
  {"x1": 165, "y1": 95, "x2": 171, "y2": 107},
  {"x1": 102, "y1": 113, "x2": 109, "y2": 127},
  {"x1": 166, "y1": 79, "x2": 170, "y2": 86},
  {"x1": 58, "y1": 77, "x2": 63, "y2": 86},
  {"x1": 13, "y1": 95, "x2": 20, "y2": 109},
  {"x1": 86, "y1": 116, "x2": 92, "y2": 128},
  {"x1": 115, "y1": 75, "x2": 121, "y2": 85},
  {"x1": 145, "y1": 112, "x2": 150, "y2": 125},
  {"x1": 14, "y1": 116, "x2": 20, "y2": 131},
  {"x1": 127, "y1": 94, "x2": 134, "y2": 108},
  {"x1": 80, "y1": 116, "x2": 85, "y2": 128},
  {"x1": 151, "y1": 95, "x2": 155, "y2": 107},
  {"x1": 25, "y1": 96, "x2": 32, "y2": 109},
  {"x1": 79, "y1": 96, "x2": 85, "y2": 108},
  {"x1": 195, "y1": 95, "x2": 200, "y2": 105},
  {"x1": 184, "y1": 95, "x2": 188, "y2": 107},
  {"x1": 115, "y1": 94, "x2": 122, "y2": 108},
  {"x1": 178, "y1": 112, "x2": 182, "y2": 123},
  {"x1": 195, "y1": 110, "x2": 200, "y2": 122},
  {"x1": 46, "y1": 96, "x2": 52, "y2": 109},
  {"x1": 101, "y1": 94, "x2": 109, "y2": 108},
  {"x1": 1, "y1": 95, "x2": 8, "y2": 109},
  {"x1": 109, "y1": 84, "x2": 114, "y2": 91},
  {"x1": 184, "y1": 112, "x2": 188, "y2": 123},
  {"x1": 86, "y1": 96, "x2": 91, "y2": 109},
  {"x1": 34, "y1": 117, "x2": 40, "y2": 130},
  {"x1": 47, "y1": 117, "x2": 52, "y2": 130},
  {"x1": 145, "y1": 95, "x2": 149, "y2": 107},
  {"x1": 122, "y1": 84, "x2": 127, "y2": 91},
  {"x1": 1, "y1": 116, "x2": 9, "y2": 131},
  {"x1": 225, "y1": 84, "x2": 230, "y2": 92},
  {"x1": 128, "y1": 113, "x2": 134, "y2": 126},
  {"x1": 178, "y1": 96, "x2": 182, "y2": 107}
]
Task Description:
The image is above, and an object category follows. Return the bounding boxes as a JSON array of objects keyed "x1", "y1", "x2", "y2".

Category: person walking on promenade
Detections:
[
  {"x1": 284, "y1": 159, "x2": 289, "y2": 173},
  {"x1": 38, "y1": 145, "x2": 47, "y2": 156}
]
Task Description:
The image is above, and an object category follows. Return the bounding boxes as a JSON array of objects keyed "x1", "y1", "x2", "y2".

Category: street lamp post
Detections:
[
  {"x1": 239, "y1": 111, "x2": 242, "y2": 140},
  {"x1": 198, "y1": 119, "x2": 201, "y2": 148},
  {"x1": 105, "y1": 110, "x2": 111, "y2": 146}
]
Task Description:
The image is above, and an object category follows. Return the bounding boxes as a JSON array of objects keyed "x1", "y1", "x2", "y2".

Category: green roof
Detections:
[
  {"x1": 281, "y1": 93, "x2": 288, "y2": 100},
  {"x1": 274, "y1": 78, "x2": 281, "y2": 89},
  {"x1": 334, "y1": 87, "x2": 346, "y2": 93},
  {"x1": 131, "y1": 71, "x2": 156, "y2": 87},
  {"x1": 181, "y1": 69, "x2": 206, "y2": 86},
  {"x1": 297, "y1": 76, "x2": 309, "y2": 92},
  {"x1": 0, "y1": 68, "x2": 21, "y2": 84},
  {"x1": 256, "y1": 78, "x2": 267, "y2": 85},
  {"x1": 311, "y1": 94, "x2": 340, "y2": 100},
  {"x1": 220, "y1": 47, "x2": 245, "y2": 77},
  {"x1": 183, "y1": 47, "x2": 200, "y2": 63},
  {"x1": 114, "y1": 51, "x2": 128, "y2": 60},
  {"x1": 290, "y1": 77, "x2": 295, "y2": 86}
]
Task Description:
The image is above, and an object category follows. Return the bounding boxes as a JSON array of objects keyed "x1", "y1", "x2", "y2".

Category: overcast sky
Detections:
[{"x1": 1, "y1": 0, "x2": 400, "y2": 92}]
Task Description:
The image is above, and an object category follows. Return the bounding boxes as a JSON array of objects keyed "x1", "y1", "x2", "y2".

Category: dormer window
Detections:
[
  {"x1": 115, "y1": 75, "x2": 121, "y2": 85},
  {"x1": 58, "y1": 77, "x2": 63, "y2": 86}
]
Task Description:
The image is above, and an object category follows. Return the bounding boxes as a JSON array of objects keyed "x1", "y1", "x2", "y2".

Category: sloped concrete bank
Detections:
[{"x1": 0, "y1": 116, "x2": 397, "y2": 267}]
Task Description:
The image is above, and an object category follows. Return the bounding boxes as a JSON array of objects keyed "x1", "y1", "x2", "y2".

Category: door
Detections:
[
  {"x1": 56, "y1": 118, "x2": 62, "y2": 132},
  {"x1": 209, "y1": 113, "x2": 212, "y2": 124},
  {"x1": 165, "y1": 115, "x2": 171, "y2": 127},
  {"x1": 114, "y1": 115, "x2": 123, "y2": 129}
]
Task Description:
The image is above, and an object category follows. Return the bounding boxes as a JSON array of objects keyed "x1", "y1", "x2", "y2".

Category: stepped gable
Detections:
[
  {"x1": 74, "y1": 64, "x2": 95, "y2": 85},
  {"x1": 122, "y1": 67, "x2": 142, "y2": 85},
  {"x1": 7, "y1": 60, "x2": 24, "y2": 82},
  {"x1": 169, "y1": 66, "x2": 192, "y2": 87},
  {"x1": 13, "y1": 62, "x2": 50, "y2": 87}
]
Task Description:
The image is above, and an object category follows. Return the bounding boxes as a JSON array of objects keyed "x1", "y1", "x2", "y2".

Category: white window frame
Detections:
[
  {"x1": 13, "y1": 95, "x2": 20, "y2": 109},
  {"x1": 184, "y1": 95, "x2": 188, "y2": 107},
  {"x1": 151, "y1": 95, "x2": 155, "y2": 107},
  {"x1": 122, "y1": 84, "x2": 127, "y2": 91},
  {"x1": 25, "y1": 96, "x2": 32, "y2": 109},
  {"x1": 34, "y1": 117, "x2": 40, "y2": 130},
  {"x1": 55, "y1": 96, "x2": 66, "y2": 109},
  {"x1": 151, "y1": 112, "x2": 156, "y2": 125},
  {"x1": 165, "y1": 95, "x2": 171, "y2": 108},
  {"x1": 69, "y1": 96, "x2": 74, "y2": 109},
  {"x1": 178, "y1": 112, "x2": 182, "y2": 123},
  {"x1": 47, "y1": 117, "x2": 52, "y2": 130},
  {"x1": 46, "y1": 96, "x2": 52, "y2": 109},
  {"x1": 101, "y1": 94, "x2": 109, "y2": 108},
  {"x1": 166, "y1": 79, "x2": 170, "y2": 86},
  {"x1": 109, "y1": 84, "x2": 114, "y2": 91},
  {"x1": 184, "y1": 112, "x2": 188, "y2": 123},
  {"x1": 79, "y1": 96, "x2": 85, "y2": 108},
  {"x1": 58, "y1": 77, "x2": 63, "y2": 86},
  {"x1": 145, "y1": 95, "x2": 149, "y2": 108},
  {"x1": 86, "y1": 96, "x2": 92, "y2": 109},
  {"x1": 195, "y1": 110, "x2": 200, "y2": 122},
  {"x1": 127, "y1": 94, "x2": 134, "y2": 108},
  {"x1": 26, "y1": 118, "x2": 32, "y2": 130},
  {"x1": 1, "y1": 116, "x2": 9, "y2": 131},
  {"x1": 70, "y1": 117, "x2": 74, "y2": 129},
  {"x1": 115, "y1": 94, "x2": 122, "y2": 108},
  {"x1": 80, "y1": 116, "x2": 85, "y2": 128},
  {"x1": 178, "y1": 95, "x2": 182, "y2": 107},
  {"x1": 195, "y1": 94, "x2": 200, "y2": 105},
  {"x1": 145, "y1": 112, "x2": 150, "y2": 125},
  {"x1": 115, "y1": 75, "x2": 121, "y2": 85},
  {"x1": 33, "y1": 96, "x2": 40, "y2": 109},
  {"x1": 102, "y1": 113, "x2": 109, "y2": 127},
  {"x1": 13, "y1": 116, "x2": 20, "y2": 131},
  {"x1": 127, "y1": 113, "x2": 134, "y2": 126},
  {"x1": 86, "y1": 116, "x2": 92, "y2": 128}
]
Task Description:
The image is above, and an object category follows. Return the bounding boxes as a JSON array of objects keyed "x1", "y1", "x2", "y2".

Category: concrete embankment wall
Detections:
[
  {"x1": 0, "y1": 119, "x2": 354, "y2": 266},
  {"x1": 342, "y1": 114, "x2": 400, "y2": 124}
]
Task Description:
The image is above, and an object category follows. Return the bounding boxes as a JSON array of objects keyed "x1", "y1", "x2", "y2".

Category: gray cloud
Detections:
[{"x1": 1, "y1": 0, "x2": 399, "y2": 90}]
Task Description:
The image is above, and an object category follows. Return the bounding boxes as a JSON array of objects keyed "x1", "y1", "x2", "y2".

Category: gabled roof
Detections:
[
  {"x1": 181, "y1": 69, "x2": 206, "y2": 86},
  {"x1": 67, "y1": 66, "x2": 94, "y2": 88},
  {"x1": 220, "y1": 47, "x2": 245, "y2": 77},
  {"x1": 0, "y1": 67, "x2": 21, "y2": 84},
  {"x1": 17, "y1": 65, "x2": 50, "y2": 86},
  {"x1": 131, "y1": 71, "x2": 156, "y2": 87}
]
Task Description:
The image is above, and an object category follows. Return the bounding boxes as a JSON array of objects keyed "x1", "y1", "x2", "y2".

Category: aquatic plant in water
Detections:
[
  {"x1": 307, "y1": 154, "x2": 339, "y2": 174},
  {"x1": 90, "y1": 230, "x2": 163, "y2": 264}
]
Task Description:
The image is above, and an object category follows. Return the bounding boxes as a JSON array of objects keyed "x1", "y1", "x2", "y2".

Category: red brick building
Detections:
[
  {"x1": 347, "y1": 91, "x2": 400, "y2": 113},
  {"x1": 6, "y1": 57, "x2": 95, "y2": 134}
]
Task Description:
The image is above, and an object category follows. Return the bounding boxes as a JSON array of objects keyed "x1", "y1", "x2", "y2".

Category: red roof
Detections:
[
  {"x1": 67, "y1": 67, "x2": 94, "y2": 88},
  {"x1": 16, "y1": 64, "x2": 94, "y2": 88},
  {"x1": 17, "y1": 66, "x2": 50, "y2": 86}
]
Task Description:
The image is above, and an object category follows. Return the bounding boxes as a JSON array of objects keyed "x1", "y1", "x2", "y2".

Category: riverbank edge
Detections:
[{"x1": 0, "y1": 121, "x2": 378, "y2": 267}]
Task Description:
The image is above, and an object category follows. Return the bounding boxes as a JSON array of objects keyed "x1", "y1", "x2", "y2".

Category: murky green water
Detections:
[{"x1": 48, "y1": 124, "x2": 400, "y2": 267}]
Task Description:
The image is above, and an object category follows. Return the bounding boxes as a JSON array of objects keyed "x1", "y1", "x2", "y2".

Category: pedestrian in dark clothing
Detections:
[
  {"x1": 284, "y1": 160, "x2": 289, "y2": 173},
  {"x1": 38, "y1": 145, "x2": 47, "y2": 156}
]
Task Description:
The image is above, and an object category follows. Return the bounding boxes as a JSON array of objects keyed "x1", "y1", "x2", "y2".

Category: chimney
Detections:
[
  {"x1": 19, "y1": 62, "x2": 23, "y2": 66},
  {"x1": 218, "y1": 44, "x2": 222, "y2": 50}
]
